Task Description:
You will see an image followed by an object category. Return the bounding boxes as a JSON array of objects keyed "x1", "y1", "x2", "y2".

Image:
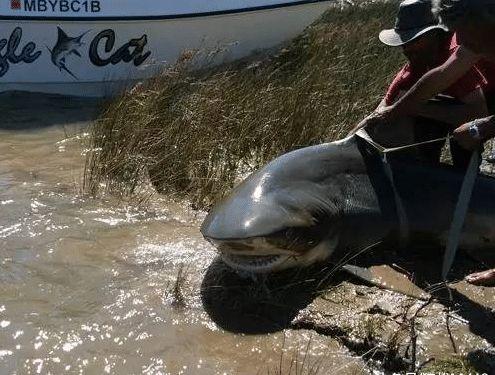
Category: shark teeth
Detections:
[{"x1": 221, "y1": 253, "x2": 289, "y2": 272}]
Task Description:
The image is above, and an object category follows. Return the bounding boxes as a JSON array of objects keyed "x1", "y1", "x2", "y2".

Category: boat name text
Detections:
[
  {"x1": 0, "y1": 27, "x2": 41, "y2": 77},
  {"x1": 20, "y1": 0, "x2": 101, "y2": 13},
  {"x1": 89, "y1": 29, "x2": 151, "y2": 67}
]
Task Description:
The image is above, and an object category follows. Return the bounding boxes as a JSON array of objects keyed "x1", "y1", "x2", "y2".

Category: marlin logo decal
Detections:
[{"x1": 47, "y1": 27, "x2": 89, "y2": 80}]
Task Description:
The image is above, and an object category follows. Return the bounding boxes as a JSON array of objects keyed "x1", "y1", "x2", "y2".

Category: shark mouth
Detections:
[{"x1": 220, "y1": 252, "x2": 293, "y2": 272}]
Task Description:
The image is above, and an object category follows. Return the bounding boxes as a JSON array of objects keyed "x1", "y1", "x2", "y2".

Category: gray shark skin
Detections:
[
  {"x1": 200, "y1": 134, "x2": 495, "y2": 273},
  {"x1": 47, "y1": 27, "x2": 89, "y2": 80}
]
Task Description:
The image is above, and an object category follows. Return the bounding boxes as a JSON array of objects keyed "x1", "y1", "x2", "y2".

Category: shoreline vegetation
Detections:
[{"x1": 84, "y1": 1, "x2": 403, "y2": 209}]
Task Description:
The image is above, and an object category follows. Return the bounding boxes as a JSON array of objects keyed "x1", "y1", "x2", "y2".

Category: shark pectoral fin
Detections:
[{"x1": 342, "y1": 264, "x2": 430, "y2": 301}]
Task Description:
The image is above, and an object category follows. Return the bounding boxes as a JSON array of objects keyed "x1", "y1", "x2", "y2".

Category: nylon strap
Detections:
[{"x1": 441, "y1": 151, "x2": 480, "y2": 280}]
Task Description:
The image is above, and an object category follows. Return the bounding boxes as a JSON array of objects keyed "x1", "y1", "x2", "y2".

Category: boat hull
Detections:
[{"x1": 0, "y1": 1, "x2": 331, "y2": 96}]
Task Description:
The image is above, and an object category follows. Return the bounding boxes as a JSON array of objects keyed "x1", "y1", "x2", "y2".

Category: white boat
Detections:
[{"x1": 0, "y1": 0, "x2": 332, "y2": 97}]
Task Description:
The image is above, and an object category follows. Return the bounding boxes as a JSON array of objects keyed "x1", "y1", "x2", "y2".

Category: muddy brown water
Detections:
[{"x1": 0, "y1": 92, "x2": 494, "y2": 375}]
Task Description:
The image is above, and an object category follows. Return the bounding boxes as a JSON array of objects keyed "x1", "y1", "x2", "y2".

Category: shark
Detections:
[
  {"x1": 200, "y1": 132, "x2": 495, "y2": 273},
  {"x1": 47, "y1": 27, "x2": 90, "y2": 80}
]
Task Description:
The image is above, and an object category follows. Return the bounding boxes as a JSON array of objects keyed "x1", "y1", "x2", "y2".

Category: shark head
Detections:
[{"x1": 201, "y1": 137, "x2": 364, "y2": 273}]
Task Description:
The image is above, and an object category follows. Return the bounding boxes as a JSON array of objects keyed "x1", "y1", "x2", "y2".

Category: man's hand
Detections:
[
  {"x1": 453, "y1": 122, "x2": 482, "y2": 150},
  {"x1": 347, "y1": 105, "x2": 397, "y2": 136},
  {"x1": 373, "y1": 104, "x2": 397, "y2": 123},
  {"x1": 453, "y1": 117, "x2": 495, "y2": 150}
]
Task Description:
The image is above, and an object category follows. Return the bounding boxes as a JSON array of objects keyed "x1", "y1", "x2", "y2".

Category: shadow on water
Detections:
[
  {"x1": 200, "y1": 257, "x2": 349, "y2": 334},
  {"x1": 0, "y1": 91, "x2": 102, "y2": 130},
  {"x1": 202, "y1": 244, "x2": 495, "y2": 346}
]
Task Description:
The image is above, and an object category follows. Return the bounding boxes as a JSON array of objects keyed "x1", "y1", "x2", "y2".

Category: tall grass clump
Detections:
[{"x1": 84, "y1": 2, "x2": 404, "y2": 209}]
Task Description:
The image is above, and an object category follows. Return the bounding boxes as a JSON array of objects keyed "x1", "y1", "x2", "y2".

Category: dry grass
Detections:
[{"x1": 84, "y1": 1, "x2": 403, "y2": 209}]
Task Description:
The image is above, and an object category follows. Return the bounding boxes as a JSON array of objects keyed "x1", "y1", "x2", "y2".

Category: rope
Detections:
[
  {"x1": 355, "y1": 130, "x2": 451, "y2": 246},
  {"x1": 356, "y1": 129, "x2": 451, "y2": 154},
  {"x1": 356, "y1": 129, "x2": 452, "y2": 247},
  {"x1": 355, "y1": 130, "x2": 480, "y2": 288}
]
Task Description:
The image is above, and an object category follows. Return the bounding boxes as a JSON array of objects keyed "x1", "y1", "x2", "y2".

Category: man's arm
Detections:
[
  {"x1": 391, "y1": 46, "x2": 482, "y2": 117},
  {"x1": 416, "y1": 87, "x2": 488, "y2": 125}
]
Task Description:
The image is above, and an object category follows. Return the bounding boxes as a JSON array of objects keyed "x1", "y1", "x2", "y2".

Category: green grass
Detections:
[{"x1": 84, "y1": 1, "x2": 404, "y2": 209}]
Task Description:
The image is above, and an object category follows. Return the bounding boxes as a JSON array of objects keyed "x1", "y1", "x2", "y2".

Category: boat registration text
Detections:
[{"x1": 11, "y1": 0, "x2": 101, "y2": 13}]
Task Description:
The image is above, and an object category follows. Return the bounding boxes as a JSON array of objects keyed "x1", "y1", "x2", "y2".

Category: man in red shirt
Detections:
[
  {"x1": 354, "y1": 0, "x2": 488, "y2": 167},
  {"x1": 357, "y1": 0, "x2": 495, "y2": 286}
]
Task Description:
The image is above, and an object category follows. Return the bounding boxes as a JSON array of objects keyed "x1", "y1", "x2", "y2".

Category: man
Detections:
[
  {"x1": 359, "y1": 0, "x2": 495, "y2": 285},
  {"x1": 353, "y1": 0, "x2": 487, "y2": 168}
]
